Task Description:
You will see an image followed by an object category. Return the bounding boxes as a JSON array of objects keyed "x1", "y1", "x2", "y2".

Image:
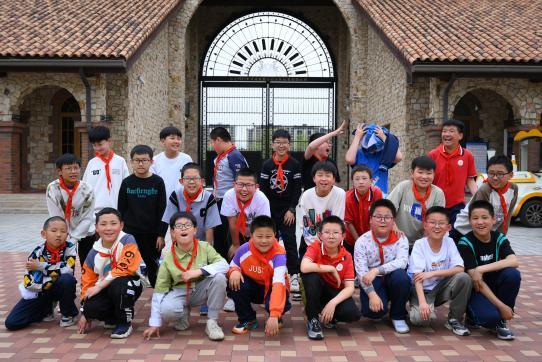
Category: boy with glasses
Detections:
[
  {"x1": 260, "y1": 130, "x2": 302, "y2": 299},
  {"x1": 47, "y1": 153, "x2": 96, "y2": 265},
  {"x1": 354, "y1": 199, "x2": 411, "y2": 333},
  {"x1": 408, "y1": 207, "x2": 472, "y2": 336},
  {"x1": 452, "y1": 155, "x2": 518, "y2": 242},
  {"x1": 143, "y1": 212, "x2": 228, "y2": 341},
  {"x1": 118, "y1": 145, "x2": 167, "y2": 287}
]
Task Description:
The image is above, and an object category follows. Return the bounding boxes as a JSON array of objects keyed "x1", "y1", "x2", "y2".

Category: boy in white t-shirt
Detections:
[
  {"x1": 408, "y1": 206, "x2": 472, "y2": 336},
  {"x1": 83, "y1": 126, "x2": 129, "y2": 213},
  {"x1": 151, "y1": 126, "x2": 193, "y2": 198},
  {"x1": 298, "y1": 160, "x2": 345, "y2": 257}
]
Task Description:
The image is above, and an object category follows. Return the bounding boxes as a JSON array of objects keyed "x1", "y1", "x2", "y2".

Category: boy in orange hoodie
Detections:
[{"x1": 227, "y1": 215, "x2": 291, "y2": 336}]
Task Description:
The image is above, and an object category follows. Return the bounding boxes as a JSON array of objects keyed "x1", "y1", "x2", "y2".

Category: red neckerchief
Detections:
[
  {"x1": 236, "y1": 196, "x2": 253, "y2": 241},
  {"x1": 45, "y1": 242, "x2": 66, "y2": 264},
  {"x1": 438, "y1": 144, "x2": 461, "y2": 187},
  {"x1": 171, "y1": 239, "x2": 199, "y2": 304},
  {"x1": 248, "y1": 238, "x2": 281, "y2": 296},
  {"x1": 183, "y1": 186, "x2": 203, "y2": 212},
  {"x1": 95, "y1": 151, "x2": 115, "y2": 191},
  {"x1": 213, "y1": 145, "x2": 236, "y2": 190},
  {"x1": 314, "y1": 154, "x2": 328, "y2": 161},
  {"x1": 483, "y1": 179, "x2": 511, "y2": 233},
  {"x1": 412, "y1": 183, "x2": 432, "y2": 222},
  {"x1": 272, "y1": 153, "x2": 289, "y2": 190},
  {"x1": 98, "y1": 244, "x2": 119, "y2": 270},
  {"x1": 58, "y1": 177, "x2": 79, "y2": 223},
  {"x1": 371, "y1": 230, "x2": 399, "y2": 265},
  {"x1": 355, "y1": 187, "x2": 373, "y2": 235}
]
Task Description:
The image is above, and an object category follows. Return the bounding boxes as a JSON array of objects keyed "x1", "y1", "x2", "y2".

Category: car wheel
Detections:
[{"x1": 519, "y1": 199, "x2": 542, "y2": 228}]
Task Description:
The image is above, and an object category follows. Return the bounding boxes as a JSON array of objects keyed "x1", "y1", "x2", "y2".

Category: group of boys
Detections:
[{"x1": 6, "y1": 119, "x2": 521, "y2": 343}]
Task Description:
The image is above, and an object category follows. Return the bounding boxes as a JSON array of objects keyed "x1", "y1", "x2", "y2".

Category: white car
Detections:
[{"x1": 477, "y1": 171, "x2": 542, "y2": 227}]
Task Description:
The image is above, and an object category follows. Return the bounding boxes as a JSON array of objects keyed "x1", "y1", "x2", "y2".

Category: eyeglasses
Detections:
[
  {"x1": 131, "y1": 159, "x2": 151, "y2": 165},
  {"x1": 234, "y1": 182, "x2": 256, "y2": 189},
  {"x1": 173, "y1": 223, "x2": 194, "y2": 230},
  {"x1": 61, "y1": 166, "x2": 80, "y2": 172},
  {"x1": 371, "y1": 215, "x2": 394, "y2": 222},
  {"x1": 273, "y1": 141, "x2": 290, "y2": 146},
  {"x1": 322, "y1": 231, "x2": 342, "y2": 237},
  {"x1": 487, "y1": 172, "x2": 511, "y2": 179},
  {"x1": 426, "y1": 221, "x2": 448, "y2": 228},
  {"x1": 182, "y1": 177, "x2": 202, "y2": 183}
]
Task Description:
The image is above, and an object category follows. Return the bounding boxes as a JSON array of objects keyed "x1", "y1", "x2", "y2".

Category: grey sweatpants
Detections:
[
  {"x1": 409, "y1": 272, "x2": 472, "y2": 326},
  {"x1": 159, "y1": 274, "x2": 227, "y2": 321}
]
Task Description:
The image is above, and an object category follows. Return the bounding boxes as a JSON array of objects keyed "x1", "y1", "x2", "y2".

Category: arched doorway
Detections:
[
  {"x1": 18, "y1": 86, "x2": 81, "y2": 190},
  {"x1": 199, "y1": 11, "x2": 336, "y2": 179}
]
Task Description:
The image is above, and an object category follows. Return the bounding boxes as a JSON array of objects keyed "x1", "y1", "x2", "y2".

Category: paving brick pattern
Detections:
[{"x1": 0, "y1": 252, "x2": 541, "y2": 361}]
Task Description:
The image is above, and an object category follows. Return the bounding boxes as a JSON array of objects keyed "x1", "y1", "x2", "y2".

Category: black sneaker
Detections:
[
  {"x1": 496, "y1": 320, "x2": 515, "y2": 340},
  {"x1": 445, "y1": 318, "x2": 470, "y2": 336},
  {"x1": 110, "y1": 323, "x2": 133, "y2": 339},
  {"x1": 307, "y1": 318, "x2": 324, "y2": 340}
]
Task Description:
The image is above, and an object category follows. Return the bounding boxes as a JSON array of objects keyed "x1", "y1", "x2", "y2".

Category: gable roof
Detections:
[
  {"x1": 0, "y1": 0, "x2": 180, "y2": 62},
  {"x1": 356, "y1": 0, "x2": 542, "y2": 66}
]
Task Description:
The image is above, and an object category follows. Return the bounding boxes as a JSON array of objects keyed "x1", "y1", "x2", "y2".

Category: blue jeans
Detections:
[
  {"x1": 360, "y1": 269, "x2": 411, "y2": 320},
  {"x1": 467, "y1": 267, "x2": 521, "y2": 328},
  {"x1": 5, "y1": 274, "x2": 78, "y2": 330}
]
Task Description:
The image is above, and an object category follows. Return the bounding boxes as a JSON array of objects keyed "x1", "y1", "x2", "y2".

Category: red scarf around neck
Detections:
[
  {"x1": 95, "y1": 151, "x2": 115, "y2": 191},
  {"x1": 438, "y1": 145, "x2": 461, "y2": 187},
  {"x1": 98, "y1": 244, "x2": 119, "y2": 270},
  {"x1": 236, "y1": 196, "x2": 254, "y2": 241},
  {"x1": 45, "y1": 242, "x2": 66, "y2": 264},
  {"x1": 355, "y1": 188, "x2": 372, "y2": 234},
  {"x1": 248, "y1": 239, "x2": 281, "y2": 296},
  {"x1": 58, "y1": 177, "x2": 79, "y2": 224},
  {"x1": 213, "y1": 144, "x2": 236, "y2": 190},
  {"x1": 412, "y1": 183, "x2": 432, "y2": 222},
  {"x1": 183, "y1": 186, "x2": 203, "y2": 212},
  {"x1": 171, "y1": 239, "x2": 199, "y2": 304},
  {"x1": 272, "y1": 153, "x2": 289, "y2": 190},
  {"x1": 483, "y1": 179, "x2": 511, "y2": 233},
  {"x1": 371, "y1": 230, "x2": 399, "y2": 265}
]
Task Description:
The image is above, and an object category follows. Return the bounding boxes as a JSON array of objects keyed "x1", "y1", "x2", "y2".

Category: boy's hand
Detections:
[
  {"x1": 362, "y1": 268, "x2": 379, "y2": 285},
  {"x1": 265, "y1": 316, "x2": 279, "y2": 337},
  {"x1": 143, "y1": 326, "x2": 160, "y2": 340},
  {"x1": 283, "y1": 210, "x2": 295, "y2": 226},
  {"x1": 499, "y1": 304, "x2": 514, "y2": 321},
  {"x1": 414, "y1": 272, "x2": 433, "y2": 283},
  {"x1": 368, "y1": 293, "x2": 383, "y2": 313},
  {"x1": 375, "y1": 126, "x2": 387, "y2": 142},
  {"x1": 419, "y1": 302, "x2": 432, "y2": 321},
  {"x1": 228, "y1": 244, "x2": 239, "y2": 260},
  {"x1": 85, "y1": 285, "x2": 102, "y2": 299},
  {"x1": 329, "y1": 268, "x2": 341, "y2": 288},
  {"x1": 320, "y1": 301, "x2": 337, "y2": 324},
  {"x1": 26, "y1": 260, "x2": 40, "y2": 271},
  {"x1": 471, "y1": 267, "x2": 484, "y2": 292},
  {"x1": 333, "y1": 120, "x2": 346, "y2": 136},
  {"x1": 156, "y1": 237, "x2": 165, "y2": 251},
  {"x1": 78, "y1": 315, "x2": 91, "y2": 334},
  {"x1": 181, "y1": 269, "x2": 203, "y2": 283},
  {"x1": 228, "y1": 270, "x2": 244, "y2": 291},
  {"x1": 354, "y1": 123, "x2": 366, "y2": 139}
]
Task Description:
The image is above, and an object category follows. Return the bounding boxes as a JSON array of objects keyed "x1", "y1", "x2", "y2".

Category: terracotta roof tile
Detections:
[
  {"x1": 0, "y1": 0, "x2": 180, "y2": 60},
  {"x1": 356, "y1": 0, "x2": 542, "y2": 64}
]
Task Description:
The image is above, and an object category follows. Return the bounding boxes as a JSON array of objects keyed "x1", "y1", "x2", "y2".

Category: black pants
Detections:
[
  {"x1": 78, "y1": 233, "x2": 98, "y2": 267},
  {"x1": 81, "y1": 276, "x2": 142, "y2": 324},
  {"x1": 5, "y1": 274, "x2": 79, "y2": 331},
  {"x1": 302, "y1": 272, "x2": 361, "y2": 322},
  {"x1": 214, "y1": 199, "x2": 231, "y2": 259},
  {"x1": 447, "y1": 203, "x2": 465, "y2": 230},
  {"x1": 131, "y1": 232, "x2": 160, "y2": 288},
  {"x1": 272, "y1": 208, "x2": 299, "y2": 274}
]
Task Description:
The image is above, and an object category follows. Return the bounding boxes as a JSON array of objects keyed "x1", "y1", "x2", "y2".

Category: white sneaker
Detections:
[
  {"x1": 59, "y1": 315, "x2": 76, "y2": 327},
  {"x1": 205, "y1": 319, "x2": 225, "y2": 341},
  {"x1": 223, "y1": 298, "x2": 235, "y2": 312},
  {"x1": 174, "y1": 309, "x2": 190, "y2": 331},
  {"x1": 290, "y1": 274, "x2": 300, "y2": 293},
  {"x1": 392, "y1": 319, "x2": 410, "y2": 334}
]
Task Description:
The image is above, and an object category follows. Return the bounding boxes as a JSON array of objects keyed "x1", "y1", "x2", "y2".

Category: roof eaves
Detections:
[{"x1": 0, "y1": 57, "x2": 127, "y2": 72}]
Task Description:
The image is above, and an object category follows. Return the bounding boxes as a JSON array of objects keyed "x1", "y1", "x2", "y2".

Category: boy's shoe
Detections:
[
  {"x1": 42, "y1": 302, "x2": 56, "y2": 322},
  {"x1": 496, "y1": 320, "x2": 515, "y2": 340},
  {"x1": 103, "y1": 321, "x2": 116, "y2": 329},
  {"x1": 205, "y1": 319, "x2": 225, "y2": 341},
  {"x1": 290, "y1": 274, "x2": 300, "y2": 293},
  {"x1": 291, "y1": 292, "x2": 302, "y2": 302},
  {"x1": 140, "y1": 275, "x2": 152, "y2": 289},
  {"x1": 200, "y1": 305, "x2": 208, "y2": 316},
  {"x1": 174, "y1": 310, "x2": 191, "y2": 331},
  {"x1": 110, "y1": 323, "x2": 133, "y2": 339},
  {"x1": 59, "y1": 315, "x2": 76, "y2": 327},
  {"x1": 392, "y1": 319, "x2": 410, "y2": 334},
  {"x1": 223, "y1": 298, "x2": 235, "y2": 312},
  {"x1": 307, "y1": 318, "x2": 324, "y2": 340},
  {"x1": 445, "y1": 318, "x2": 470, "y2": 336},
  {"x1": 232, "y1": 319, "x2": 259, "y2": 334}
]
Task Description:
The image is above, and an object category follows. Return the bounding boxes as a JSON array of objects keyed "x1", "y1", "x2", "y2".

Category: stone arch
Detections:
[
  {"x1": 449, "y1": 85, "x2": 520, "y2": 121},
  {"x1": 10, "y1": 82, "x2": 83, "y2": 116}
]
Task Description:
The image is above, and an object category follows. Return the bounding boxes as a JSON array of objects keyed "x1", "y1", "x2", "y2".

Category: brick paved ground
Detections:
[{"x1": 0, "y1": 215, "x2": 541, "y2": 361}]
